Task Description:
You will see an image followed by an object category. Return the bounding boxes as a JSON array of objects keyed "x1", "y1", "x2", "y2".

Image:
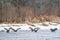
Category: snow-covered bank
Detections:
[{"x1": 0, "y1": 22, "x2": 60, "y2": 31}]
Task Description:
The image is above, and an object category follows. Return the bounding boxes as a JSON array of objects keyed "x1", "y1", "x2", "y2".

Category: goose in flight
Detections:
[
  {"x1": 29, "y1": 27, "x2": 34, "y2": 32},
  {"x1": 34, "y1": 27, "x2": 40, "y2": 32},
  {"x1": 50, "y1": 28, "x2": 57, "y2": 32},
  {"x1": 11, "y1": 27, "x2": 21, "y2": 32},
  {"x1": 4, "y1": 27, "x2": 11, "y2": 33},
  {"x1": 29, "y1": 27, "x2": 40, "y2": 32}
]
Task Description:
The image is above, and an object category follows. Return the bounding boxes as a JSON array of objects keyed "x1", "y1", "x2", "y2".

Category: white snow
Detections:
[
  {"x1": 0, "y1": 22, "x2": 60, "y2": 31},
  {"x1": 0, "y1": 22, "x2": 60, "y2": 40}
]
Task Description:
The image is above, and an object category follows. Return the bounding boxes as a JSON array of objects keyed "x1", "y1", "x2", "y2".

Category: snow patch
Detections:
[{"x1": 0, "y1": 22, "x2": 60, "y2": 30}]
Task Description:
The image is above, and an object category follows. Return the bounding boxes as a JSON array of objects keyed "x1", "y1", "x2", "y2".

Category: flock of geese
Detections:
[
  {"x1": 0, "y1": 22, "x2": 59, "y2": 33},
  {"x1": 0, "y1": 27, "x2": 58, "y2": 33},
  {"x1": 4, "y1": 27, "x2": 21, "y2": 33}
]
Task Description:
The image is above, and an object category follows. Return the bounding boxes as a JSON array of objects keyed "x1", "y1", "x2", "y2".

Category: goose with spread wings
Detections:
[
  {"x1": 29, "y1": 27, "x2": 40, "y2": 32},
  {"x1": 4, "y1": 27, "x2": 11, "y2": 33},
  {"x1": 50, "y1": 28, "x2": 57, "y2": 32},
  {"x1": 11, "y1": 28, "x2": 21, "y2": 32}
]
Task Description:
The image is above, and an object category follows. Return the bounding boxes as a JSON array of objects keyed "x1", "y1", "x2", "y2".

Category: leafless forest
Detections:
[{"x1": 0, "y1": 0, "x2": 60, "y2": 23}]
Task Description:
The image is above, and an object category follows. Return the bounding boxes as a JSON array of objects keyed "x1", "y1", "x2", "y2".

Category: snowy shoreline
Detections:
[{"x1": 0, "y1": 22, "x2": 60, "y2": 31}]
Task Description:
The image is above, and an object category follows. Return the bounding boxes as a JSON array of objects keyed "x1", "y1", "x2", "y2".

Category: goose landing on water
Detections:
[
  {"x1": 29, "y1": 27, "x2": 40, "y2": 32},
  {"x1": 50, "y1": 28, "x2": 57, "y2": 32},
  {"x1": 11, "y1": 28, "x2": 21, "y2": 32}
]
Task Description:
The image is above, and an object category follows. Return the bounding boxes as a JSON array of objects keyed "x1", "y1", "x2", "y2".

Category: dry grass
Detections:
[
  {"x1": 25, "y1": 19, "x2": 35, "y2": 27},
  {"x1": 0, "y1": 15, "x2": 60, "y2": 24},
  {"x1": 17, "y1": 17, "x2": 23, "y2": 23},
  {"x1": 41, "y1": 23, "x2": 48, "y2": 26},
  {"x1": 25, "y1": 15, "x2": 60, "y2": 23},
  {"x1": 48, "y1": 15, "x2": 60, "y2": 23},
  {"x1": 25, "y1": 16, "x2": 40, "y2": 23}
]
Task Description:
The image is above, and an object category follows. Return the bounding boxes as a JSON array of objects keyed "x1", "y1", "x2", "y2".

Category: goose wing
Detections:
[
  {"x1": 4, "y1": 28, "x2": 8, "y2": 30},
  {"x1": 29, "y1": 27, "x2": 34, "y2": 31},
  {"x1": 34, "y1": 27, "x2": 40, "y2": 31}
]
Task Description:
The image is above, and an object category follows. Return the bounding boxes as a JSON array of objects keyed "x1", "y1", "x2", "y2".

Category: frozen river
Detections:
[{"x1": 0, "y1": 29, "x2": 60, "y2": 40}]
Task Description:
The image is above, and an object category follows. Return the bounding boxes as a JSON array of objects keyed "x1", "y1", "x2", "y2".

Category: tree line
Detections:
[{"x1": 0, "y1": 0, "x2": 60, "y2": 23}]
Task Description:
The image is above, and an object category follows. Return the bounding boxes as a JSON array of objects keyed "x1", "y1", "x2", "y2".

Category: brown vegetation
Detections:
[
  {"x1": 41, "y1": 23, "x2": 48, "y2": 26},
  {"x1": 0, "y1": 6, "x2": 60, "y2": 23},
  {"x1": 25, "y1": 15, "x2": 60, "y2": 23}
]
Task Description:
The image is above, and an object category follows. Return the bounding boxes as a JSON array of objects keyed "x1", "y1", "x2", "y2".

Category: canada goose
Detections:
[
  {"x1": 34, "y1": 27, "x2": 40, "y2": 32},
  {"x1": 11, "y1": 28, "x2": 21, "y2": 32},
  {"x1": 29, "y1": 27, "x2": 40, "y2": 32},
  {"x1": 50, "y1": 28, "x2": 57, "y2": 32},
  {"x1": 29, "y1": 27, "x2": 34, "y2": 32},
  {"x1": 4, "y1": 28, "x2": 11, "y2": 33}
]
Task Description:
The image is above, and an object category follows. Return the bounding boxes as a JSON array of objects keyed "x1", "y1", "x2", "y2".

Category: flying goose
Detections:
[
  {"x1": 11, "y1": 28, "x2": 21, "y2": 32},
  {"x1": 4, "y1": 27, "x2": 11, "y2": 33},
  {"x1": 29, "y1": 27, "x2": 34, "y2": 32},
  {"x1": 29, "y1": 27, "x2": 40, "y2": 32},
  {"x1": 34, "y1": 27, "x2": 40, "y2": 32},
  {"x1": 50, "y1": 28, "x2": 57, "y2": 32}
]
